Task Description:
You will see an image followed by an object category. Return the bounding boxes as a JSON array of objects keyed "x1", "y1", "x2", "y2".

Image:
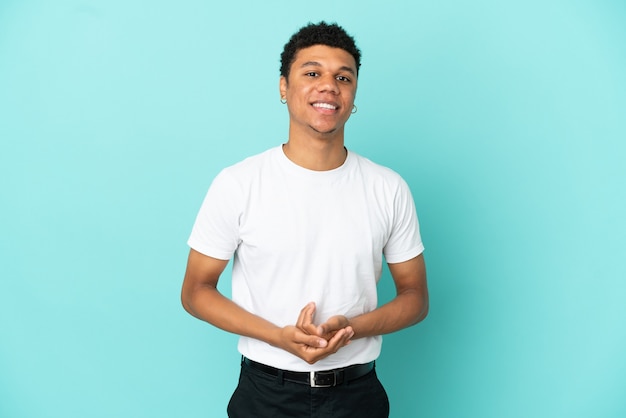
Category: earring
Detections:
[
  {"x1": 351, "y1": 105, "x2": 358, "y2": 114},
  {"x1": 280, "y1": 97, "x2": 287, "y2": 104}
]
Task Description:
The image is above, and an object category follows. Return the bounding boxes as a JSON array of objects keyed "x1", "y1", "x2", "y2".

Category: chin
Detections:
[{"x1": 311, "y1": 127, "x2": 339, "y2": 135}]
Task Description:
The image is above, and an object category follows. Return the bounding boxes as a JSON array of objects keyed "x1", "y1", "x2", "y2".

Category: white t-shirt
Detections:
[{"x1": 188, "y1": 145, "x2": 424, "y2": 371}]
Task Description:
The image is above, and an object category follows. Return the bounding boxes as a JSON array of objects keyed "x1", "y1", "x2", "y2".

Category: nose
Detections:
[{"x1": 316, "y1": 74, "x2": 339, "y2": 94}]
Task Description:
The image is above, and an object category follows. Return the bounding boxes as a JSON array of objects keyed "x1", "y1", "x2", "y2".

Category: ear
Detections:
[{"x1": 279, "y1": 76, "x2": 287, "y2": 99}]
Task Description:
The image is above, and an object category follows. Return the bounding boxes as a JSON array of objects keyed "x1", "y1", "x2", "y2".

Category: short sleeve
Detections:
[
  {"x1": 187, "y1": 169, "x2": 242, "y2": 260},
  {"x1": 383, "y1": 179, "x2": 424, "y2": 263}
]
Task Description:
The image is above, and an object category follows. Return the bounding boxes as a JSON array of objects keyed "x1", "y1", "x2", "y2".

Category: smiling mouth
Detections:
[{"x1": 312, "y1": 102, "x2": 338, "y2": 110}]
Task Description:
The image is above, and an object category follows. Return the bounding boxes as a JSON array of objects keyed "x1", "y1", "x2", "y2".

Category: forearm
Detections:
[
  {"x1": 349, "y1": 289, "x2": 428, "y2": 339},
  {"x1": 182, "y1": 284, "x2": 281, "y2": 346},
  {"x1": 182, "y1": 286, "x2": 350, "y2": 363},
  {"x1": 181, "y1": 250, "x2": 347, "y2": 364},
  {"x1": 346, "y1": 254, "x2": 430, "y2": 339}
]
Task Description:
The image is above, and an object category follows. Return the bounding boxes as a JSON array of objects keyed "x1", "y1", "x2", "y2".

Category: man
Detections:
[{"x1": 181, "y1": 21, "x2": 428, "y2": 417}]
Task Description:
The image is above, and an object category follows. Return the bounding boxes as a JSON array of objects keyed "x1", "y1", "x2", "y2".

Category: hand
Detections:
[
  {"x1": 316, "y1": 314, "x2": 352, "y2": 341},
  {"x1": 296, "y1": 302, "x2": 352, "y2": 340},
  {"x1": 277, "y1": 302, "x2": 354, "y2": 364}
]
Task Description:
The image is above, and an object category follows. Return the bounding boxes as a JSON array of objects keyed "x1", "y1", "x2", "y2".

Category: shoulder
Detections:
[
  {"x1": 223, "y1": 147, "x2": 277, "y2": 174},
  {"x1": 350, "y1": 151, "x2": 408, "y2": 188},
  {"x1": 214, "y1": 146, "x2": 279, "y2": 184}
]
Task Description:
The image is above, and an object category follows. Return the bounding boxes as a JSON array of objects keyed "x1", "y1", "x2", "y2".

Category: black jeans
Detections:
[{"x1": 227, "y1": 360, "x2": 390, "y2": 418}]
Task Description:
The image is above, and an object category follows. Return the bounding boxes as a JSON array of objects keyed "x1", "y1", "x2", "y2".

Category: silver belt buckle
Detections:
[{"x1": 310, "y1": 371, "x2": 336, "y2": 387}]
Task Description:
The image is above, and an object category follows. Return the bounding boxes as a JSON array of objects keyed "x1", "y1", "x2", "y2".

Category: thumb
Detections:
[{"x1": 305, "y1": 334, "x2": 328, "y2": 348}]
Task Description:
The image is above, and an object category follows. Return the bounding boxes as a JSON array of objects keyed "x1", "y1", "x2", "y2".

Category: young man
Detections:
[{"x1": 181, "y1": 22, "x2": 428, "y2": 417}]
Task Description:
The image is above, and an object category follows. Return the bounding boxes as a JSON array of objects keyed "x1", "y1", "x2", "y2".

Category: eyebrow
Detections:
[{"x1": 300, "y1": 61, "x2": 356, "y2": 76}]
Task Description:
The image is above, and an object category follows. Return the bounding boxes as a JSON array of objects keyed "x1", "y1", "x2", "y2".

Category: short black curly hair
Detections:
[{"x1": 280, "y1": 21, "x2": 361, "y2": 79}]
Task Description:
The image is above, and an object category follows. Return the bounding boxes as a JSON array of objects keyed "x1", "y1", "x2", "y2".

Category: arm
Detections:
[
  {"x1": 181, "y1": 249, "x2": 275, "y2": 339},
  {"x1": 316, "y1": 254, "x2": 428, "y2": 339},
  {"x1": 181, "y1": 249, "x2": 353, "y2": 363}
]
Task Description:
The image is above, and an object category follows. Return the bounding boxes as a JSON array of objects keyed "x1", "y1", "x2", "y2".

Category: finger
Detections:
[
  {"x1": 326, "y1": 327, "x2": 354, "y2": 351},
  {"x1": 307, "y1": 327, "x2": 354, "y2": 363},
  {"x1": 297, "y1": 328, "x2": 353, "y2": 364},
  {"x1": 296, "y1": 302, "x2": 320, "y2": 335},
  {"x1": 295, "y1": 302, "x2": 314, "y2": 328},
  {"x1": 317, "y1": 315, "x2": 349, "y2": 337},
  {"x1": 293, "y1": 328, "x2": 328, "y2": 348}
]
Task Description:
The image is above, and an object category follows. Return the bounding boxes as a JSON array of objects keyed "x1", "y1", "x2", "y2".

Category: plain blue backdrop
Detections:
[{"x1": 1, "y1": 1, "x2": 625, "y2": 417}]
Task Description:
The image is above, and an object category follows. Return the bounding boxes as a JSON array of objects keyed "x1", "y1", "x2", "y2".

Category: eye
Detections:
[
  {"x1": 305, "y1": 72, "x2": 319, "y2": 77},
  {"x1": 336, "y1": 75, "x2": 351, "y2": 82}
]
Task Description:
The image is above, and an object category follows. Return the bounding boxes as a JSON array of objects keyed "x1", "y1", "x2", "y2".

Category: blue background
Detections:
[{"x1": 1, "y1": 1, "x2": 625, "y2": 417}]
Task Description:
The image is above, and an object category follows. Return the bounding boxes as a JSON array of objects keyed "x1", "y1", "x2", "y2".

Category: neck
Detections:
[{"x1": 283, "y1": 131, "x2": 347, "y2": 171}]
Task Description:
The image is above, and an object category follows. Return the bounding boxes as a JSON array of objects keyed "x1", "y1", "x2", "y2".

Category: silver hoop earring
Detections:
[
  {"x1": 280, "y1": 97, "x2": 287, "y2": 104},
  {"x1": 351, "y1": 105, "x2": 358, "y2": 114}
]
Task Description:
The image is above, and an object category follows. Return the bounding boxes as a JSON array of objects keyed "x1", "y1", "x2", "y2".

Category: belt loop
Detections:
[
  {"x1": 276, "y1": 369, "x2": 284, "y2": 385},
  {"x1": 336, "y1": 369, "x2": 347, "y2": 386}
]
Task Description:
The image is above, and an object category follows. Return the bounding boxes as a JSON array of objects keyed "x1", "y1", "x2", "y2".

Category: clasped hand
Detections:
[{"x1": 279, "y1": 302, "x2": 354, "y2": 365}]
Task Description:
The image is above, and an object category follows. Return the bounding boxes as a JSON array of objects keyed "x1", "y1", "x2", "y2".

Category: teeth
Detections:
[{"x1": 313, "y1": 103, "x2": 337, "y2": 110}]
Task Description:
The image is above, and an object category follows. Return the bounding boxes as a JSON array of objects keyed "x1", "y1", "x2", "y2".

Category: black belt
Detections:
[{"x1": 242, "y1": 357, "x2": 375, "y2": 387}]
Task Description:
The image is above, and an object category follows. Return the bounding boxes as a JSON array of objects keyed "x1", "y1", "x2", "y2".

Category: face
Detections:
[{"x1": 280, "y1": 44, "x2": 358, "y2": 138}]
